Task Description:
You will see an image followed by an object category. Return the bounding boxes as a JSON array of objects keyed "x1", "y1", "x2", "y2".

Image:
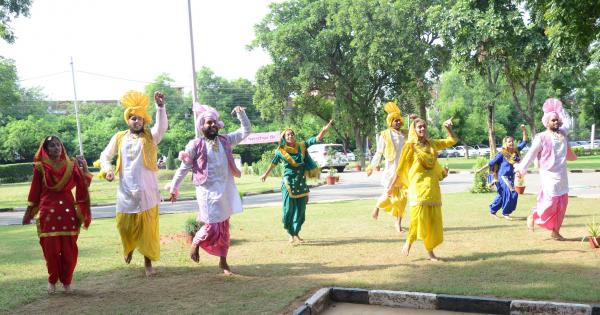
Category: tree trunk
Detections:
[
  {"x1": 487, "y1": 104, "x2": 497, "y2": 158},
  {"x1": 354, "y1": 125, "x2": 366, "y2": 167}
]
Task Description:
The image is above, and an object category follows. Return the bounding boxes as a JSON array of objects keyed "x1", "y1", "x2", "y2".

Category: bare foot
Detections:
[
  {"x1": 371, "y1": 207, "x2": 379, "y2": 220},
  {"x1": 63, "y1": 284, "x2": 72, "y2": 293},
  {"x1": 428, "y1": 251, "x2": 441, "y2": 262},
  {"x1": 526, "y1": 215, "x2": 534, "y2": 231},
  {"x1": 490, "y1": 213, "x2": 500, "y2": 219},
  {"x1": 503, "y1": 215, "x2": 513, "y2": 221},
  {"x1": 295, "y1": 236, "x2": 304, "y2": 243},
  {"x1": 190, "y1": 245, "x2": 200, "y2": 262},
  {"x1": 124, "y1": 251, "x2": 133, "y2": 264},
  {"x1": 551, "y1": 231, "x2": 566, "y2": 241},
  {"x1": 401, "y1": 242, "x2": 411, "y2": 256},
  {"x1": 288, "y1": 236, "x2": 295, "y2": 244},
  {"x1": 47, "y1": 283, "x2": 56, "y2": 294},
  {"x1": 144, "y1": 257, "x2": 157, "y2": 277},
  {"x1": 219, "y1": 257, "x2": 233, "y2": 275},
  {"x1": 394, "y1": 221, "x2": 404, "y2": 233}
]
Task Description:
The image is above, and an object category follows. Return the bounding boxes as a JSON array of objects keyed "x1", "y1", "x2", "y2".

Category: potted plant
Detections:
[
  {"x1": 515, "y1": 173, "x2": 526, "y2": 194},
  {"x1": 184, "y1": 217, "x2": 204, "y2": 244},
  {"x1": 354, "y1": 150, "x2": 364, "y2": 172},
  {"x1": 585, "y1": 217, "x2": 600, "y2": 249},
  {"x1": 326, "y1": 167, "x2": 337, "y2": 185}
]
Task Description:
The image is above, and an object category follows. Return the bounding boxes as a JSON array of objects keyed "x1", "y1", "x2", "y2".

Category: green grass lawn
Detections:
[
  {"x1": 0, "y1": 171, "x2": 288, "y2": 209},
  {"x1": 1, "y1": 192, "x2": 599, "y2": 314},
  {"x1": 441, "y1": 155, "x2": 600, "y2": 170}
]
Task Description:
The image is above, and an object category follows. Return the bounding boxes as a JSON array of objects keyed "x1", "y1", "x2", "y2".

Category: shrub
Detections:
[
  {"x1": 471, "y1": 157, "x2": 491, "y2": 193},
  {"x1": 0, "y1": 163, "x2": 33, "y2": 184},
  {"x1": 244, "y1": 151, "x2": 283, "y2": 177},
  {"x1": 184, "y1": 217, "x2": 204, "y2": 236},
  {"x1": 166, "y1": 149, "x2": 176, "y2": 170}
]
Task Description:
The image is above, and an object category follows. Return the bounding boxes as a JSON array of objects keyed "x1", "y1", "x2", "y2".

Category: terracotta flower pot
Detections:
[
  {"x1": 355, "y1": 165, "x2": 362, "y2": 172},
  {"x1": 334, "y1": 176, "x2": 340, "y2": 182},
  {"x1": 326, "y1": 176, "x2": 336, "y2": 185},
  {"x1": 588, "y1": 236, "x2": 600, "y2": 249},
  {"x1": 515, "y1": 186, "x2": 526, "y2": 194},
  {"x1": 186, "y1": 234, "x2": 194, "y2": 244}
]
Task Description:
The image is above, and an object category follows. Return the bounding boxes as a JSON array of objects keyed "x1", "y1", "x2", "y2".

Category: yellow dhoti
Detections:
[
  {"x1": 376, "y1": 187, "x2": 407, "y2": 218},
  {"x1": 116, "y1": 205, "x2": 160, "y2": 261}
]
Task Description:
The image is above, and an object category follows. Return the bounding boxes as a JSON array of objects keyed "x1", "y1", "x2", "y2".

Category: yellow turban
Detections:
[
  {"x1": 384, "y1": 101, "x2": 403, "y2": 128},
  {"x1": 121, "y1": 91, "x2": 152, "y2": 125}
]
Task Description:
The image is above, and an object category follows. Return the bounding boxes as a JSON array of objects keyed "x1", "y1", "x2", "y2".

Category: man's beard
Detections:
[
  {"x1": 203, "y1": 127, "x2": 219, "y2": 139},
  {"x1": 130, "y1": 125, "x2": 144, "y2": 134}
]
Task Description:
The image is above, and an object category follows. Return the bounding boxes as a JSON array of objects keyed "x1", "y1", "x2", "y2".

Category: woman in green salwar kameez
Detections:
[{"x1": 261, "y1": 120, "x2": 333, "y2": 243}]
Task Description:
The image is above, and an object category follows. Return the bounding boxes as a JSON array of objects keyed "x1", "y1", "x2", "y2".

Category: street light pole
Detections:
[{"x1": 187, "y1": 0, "x2": 199, "y2": 137}]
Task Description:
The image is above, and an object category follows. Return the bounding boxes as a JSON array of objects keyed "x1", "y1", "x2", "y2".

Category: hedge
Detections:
[{"x1": 0, "y1": 162, "x2": 33, "y2": 184}]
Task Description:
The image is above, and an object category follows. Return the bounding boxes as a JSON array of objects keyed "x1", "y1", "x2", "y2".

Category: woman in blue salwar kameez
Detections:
[{"x1": 488, "y1": 125, "x2": 528, "y2": 219}]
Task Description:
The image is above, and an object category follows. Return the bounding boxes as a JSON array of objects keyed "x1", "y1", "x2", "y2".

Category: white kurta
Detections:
[
  {"x1": 370, "y1": 129, "x2": 406, "y2": 189},
  {"x1": 170, "y1": 112, "x2": 251, "y2": 224},
  {"x1": 100, "y1": 106, "x2": 168, "y2": 213},
  {"x1": 516, "y1": 128, "x2": 569, "y2": 197}
]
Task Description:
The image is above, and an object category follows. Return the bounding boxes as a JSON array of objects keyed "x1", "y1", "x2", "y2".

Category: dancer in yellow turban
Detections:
[
  {"x1": 389, "y1": 116, "x2": 457, "y2": 261},
  {"x1": 367, "y1": 101, "x2": 408, "y2": 232},
  {"x1": 99, "y1": 91, "x2": 168, "y2": 276}
]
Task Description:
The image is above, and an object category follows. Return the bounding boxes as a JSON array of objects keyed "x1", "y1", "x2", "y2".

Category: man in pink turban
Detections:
[
  {"x1": 167, "y1": 103, "x2": 251, "y2": 275},
  {"x1": 515, "y1": 98, "x2": 576, "y2": 240}
]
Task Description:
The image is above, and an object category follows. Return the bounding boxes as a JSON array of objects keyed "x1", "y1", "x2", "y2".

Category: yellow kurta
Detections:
[{"x1": 396, "y1": 136, "x2": 457, "y2": 251}]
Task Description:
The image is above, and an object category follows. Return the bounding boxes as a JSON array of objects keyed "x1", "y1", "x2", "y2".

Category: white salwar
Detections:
[
  {"x1": 99, "y1": 106, "x2": 168, "y2": 213},
  {"x1": 170, "y1": 112, "x2": 251, "y2": 224}
]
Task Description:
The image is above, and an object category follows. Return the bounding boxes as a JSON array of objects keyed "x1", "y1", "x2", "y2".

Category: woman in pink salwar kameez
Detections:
[{"x1": 515, "y1": 98, "x2": 576, "y2": 240}]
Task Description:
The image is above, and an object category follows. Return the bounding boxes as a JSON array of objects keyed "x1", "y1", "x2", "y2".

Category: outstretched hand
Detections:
[
  {"x1": 231, "y1": 106, "x2": 246, "y2": 115},
  {"x1": 169, "y1": 193, "x2": 177, "y2": 203},
  {"x1": 443, "y1": 117, "x2": 453, "y2": 129},
  {"x1": 154, "y1": 91, "x2": 165, "y2": 107}
]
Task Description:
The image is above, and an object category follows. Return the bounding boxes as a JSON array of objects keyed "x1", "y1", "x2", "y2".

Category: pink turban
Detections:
[
  {"x1": 193, "y1": 102, "x2": 224, "y2": 136},
  {"x1": 541, "y1": 98, "x2": 570, "y2": 129}
]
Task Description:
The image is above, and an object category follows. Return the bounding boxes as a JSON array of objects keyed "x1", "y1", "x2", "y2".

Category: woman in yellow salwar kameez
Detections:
[{"x1": 388, "y1": 117, "x2": 457, "y2": 261}]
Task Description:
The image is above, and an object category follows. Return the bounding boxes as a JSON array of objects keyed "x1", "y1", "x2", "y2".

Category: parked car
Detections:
[
  {"x1": 344, "y1": 150, "x2": 356, "y2": 161},
  {"x1": 307, "y1": 143, "x2": 349, "y2": 172},
  {"x1": 438, "y1": 147, "x2": 460, "y2": 158},
  {"x1": 473, "y1": 144, "x2": 491, "y2": 157},
  {"x1": 455, "y1": 145, "x2": 479, "y2": 157},
  {"x1": 569, "y1": 141, "x2": 583, "y2": 149}
]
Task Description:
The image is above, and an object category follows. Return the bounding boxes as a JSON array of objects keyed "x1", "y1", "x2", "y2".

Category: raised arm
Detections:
[
  {"x1": 151, "y1": 91, "x2": 168, "y2": 144},
  {"x1": 515, "y1": 134, "x2": 542, "y2": 176},
  {"x1": 520, "y1": 124, "x2": 529, "y2": 143},
  {"x1": 227, "y1": 106, "x2": 252, "y2": 145},
  {"x1": 316, "y1": 119, "x2": 334, "y2": 142}
]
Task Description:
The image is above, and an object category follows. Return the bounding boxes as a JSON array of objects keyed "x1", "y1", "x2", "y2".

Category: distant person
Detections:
[
  {"x1": 515, "y1": 98, "x2": 576, "y2": 240},
  {"x1": 367, "y1": 101, "x2": 408, "y2": 232},
  {"x1": 167, "y1": 104, "x2": 250, "y2": 275},
  {"x1": 260, "y1": 120, "x2": 333, "y2": 244},
  {"x1": 99, "y1": 91, "x2": 168, "y2": 276},
  {"x1": 487, "y1": 124, "x2": 528, "y2": 219},
  {"x1": 22, "y1": 136, "x2": 92, "y2": 293},
  {"x1": 389, "y1": 117, "x2": 457, "y2": 261}
]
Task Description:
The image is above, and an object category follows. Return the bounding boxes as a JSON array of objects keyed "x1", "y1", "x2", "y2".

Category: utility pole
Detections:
[{"x1": 70, "y1": 57, "x2": 84, "y2": 156}]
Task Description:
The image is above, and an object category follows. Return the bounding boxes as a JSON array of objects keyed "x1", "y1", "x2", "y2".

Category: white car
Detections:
[
  {"x1": 473, "y1": 144, "x2": 491, "y2": 157},
  {"x1": 307, "y1": 143, "x2": 349, "y2": 172},
  {"x1": 455, "y1": 145, "x2": 479, "y2": 157}
]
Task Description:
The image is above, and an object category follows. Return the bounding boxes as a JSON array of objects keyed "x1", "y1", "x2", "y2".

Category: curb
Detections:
[
  {"x1": 294, "y1": 287, "x2": 600, "y2": 315},
  {"x1": 450, "y1": 169, "x2": 600, "y2": 174}
]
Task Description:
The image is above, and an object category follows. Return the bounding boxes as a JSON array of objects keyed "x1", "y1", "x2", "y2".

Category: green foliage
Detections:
[
  {"x1": 166, "y1": 149, "x2": 176, "y2": 170},
  {"x1": 0, "y1": 162, "x2": 32, "y2": 183},
  {"x1": 183, "y1": 217, "x2": 204, "y2": 236},
  {"x1": 0, "y1": 0, "x2": 32, "y2": 43},
  {"x1": 586, "y1": 217, "x2": 600, "y2": 237},
  {"x1": 470, "y1": 158, "x2": 491, "y2": 193},
  {"x1": 242, "y1": 151, "x2": 283, "y2": 177}
]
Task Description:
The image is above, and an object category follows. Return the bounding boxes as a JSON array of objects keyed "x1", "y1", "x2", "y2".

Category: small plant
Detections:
[
  {"x1": 471, "y1": 157, "x2": 491, "y2": 193},
  {"x1": 328, "y1": 167, "x2": 337, "y2": 177},
  {"x1": 586, "y1": 217, "x2": 600, "y2": 237},
  {"x1": 184, "y1": 217, "x2": 203, "y2": 237}
]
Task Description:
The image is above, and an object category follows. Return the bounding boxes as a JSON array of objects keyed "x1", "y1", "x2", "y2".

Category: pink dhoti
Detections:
[
  {"x1": 192, "y1": 219, "x2": 230, "y2": 257},
  {"x1": 532, "y1": 191, "x2": 568, "y2": 232}
]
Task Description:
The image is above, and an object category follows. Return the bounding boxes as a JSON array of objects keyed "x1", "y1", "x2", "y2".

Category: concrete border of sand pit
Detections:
[{"x1": 292, "y1": 287, "x2": 600, "y2": 315}]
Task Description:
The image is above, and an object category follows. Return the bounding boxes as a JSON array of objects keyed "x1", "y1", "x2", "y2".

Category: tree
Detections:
[
  {"x1": 251, "y1": 0, "x2": 448, "y2": 166},
  {"x1": 0, "y1": 0, "x2": 31, "y2": 43}
]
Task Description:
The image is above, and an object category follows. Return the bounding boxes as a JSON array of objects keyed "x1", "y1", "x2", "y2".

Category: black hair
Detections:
[{"x1": 42, "y1": 135, "x2": 61, "y2": 151}]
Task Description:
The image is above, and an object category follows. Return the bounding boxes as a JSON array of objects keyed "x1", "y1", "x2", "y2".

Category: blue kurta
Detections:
[{"x1": 488, "y1": 140, "x2": 527, "y2": 215}]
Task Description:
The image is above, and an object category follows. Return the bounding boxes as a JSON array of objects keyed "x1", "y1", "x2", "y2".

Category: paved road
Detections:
[{"x1": 1, "y1": 170, "x2": 598, "y2": 225}]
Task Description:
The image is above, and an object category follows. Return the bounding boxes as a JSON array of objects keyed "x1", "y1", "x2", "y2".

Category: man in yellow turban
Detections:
[
  {"x1": 366, "y1": 101, "x2": 408, "y2": 233},
  {"x1": 99, "y1": 90, "x2": 168, "y2": 276}
]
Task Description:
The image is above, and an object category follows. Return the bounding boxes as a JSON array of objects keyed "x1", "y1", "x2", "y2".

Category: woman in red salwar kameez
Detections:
[{"x1": 22, "y1": 136, "x2": 92, "y2": 293}]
